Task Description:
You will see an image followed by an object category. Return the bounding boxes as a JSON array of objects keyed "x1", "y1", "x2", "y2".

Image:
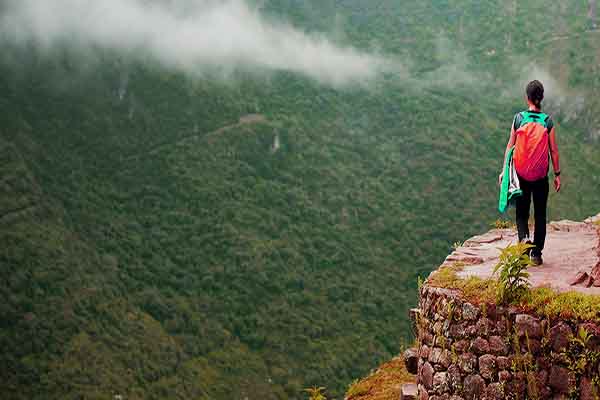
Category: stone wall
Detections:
[{"x1": 411, "y1": 285, "x2": 600, "y2": 400}]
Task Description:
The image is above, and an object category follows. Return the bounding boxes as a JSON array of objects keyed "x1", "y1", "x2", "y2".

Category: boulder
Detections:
[
  {"x1": 569, "y1": 271, "x2": 589, "y2": 286},
  {"x1": 515, "y1": 314, "x2": 542, "y2": 338},
  {"x1": 432, "y1": 372, "x2": 450, "y2": 395},
  {"x1": 421, "y1": 362, "x2": 434, "y2": 390},
  {"x1": 447, "y1": 365, "x2": 462, "y2": 392},
  {"x1": 579, "y1": 377, "x2": 595, "y2": 400},
  {"x1": 470, "y1": 337, "x2": 490, "y2": 355},
  {"x1": 459, "y1": 353, "x2": 477, "y2": 374},
  {"x1": 420, "y1": 345, "x2": 431, "y2": 359},
  {"x1": 488, "y1": 336, "x2": 508, "y2": 356},
  {"x1": 548, "y1": 365, "x2": 570, "y2": 394},
  {"x1": 498, "y1": 370, "x2": 511, "y2": 382},
  {"x1": 462, "y1": 374, "x2": 485, "y2": 400},
  {"x1": 476, "y1": 318, "x2": 495, "y2": 337},
  {"x1": 418, "y1": 384, "x2": 429, "y2": 400},
  {"x1": 496, "y1": 356, "x2": 511, "y2": 370},
  {"x1": 549, "y1": 322, "x2": 572, "y2": 353},
  {"x1": 484, "y1": 382, "x2": 504, "y2": 400},
  {"x1": 429, "y1": 347, "x2": 442, "y2": 364},
  {"x1": 478, "y1": 354, "x2": 496, "y2": 380},
  {"x1": 462, "y1": 303, "x2": 479, "y2": 321}
]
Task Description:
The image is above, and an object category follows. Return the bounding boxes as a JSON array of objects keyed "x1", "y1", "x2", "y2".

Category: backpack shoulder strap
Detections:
[
  {"x1": 519, "y1": 111, "x2": 549, "y2": 128},
  {"x1": 544, "y1": 115, "x2": 554, "y2": 132},
  {"x1": 513, "y1": 112, "x2": 525, "y2": 131}
]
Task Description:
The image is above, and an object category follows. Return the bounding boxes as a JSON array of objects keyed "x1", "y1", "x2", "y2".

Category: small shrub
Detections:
[
  {"x1": 452, "y1": 241, "x2": 463, "y2": 250},
  {"x1": 305, "y1": 387, "x2": 327, "y2": 400},
  {"x1": 493, "y1": 219, "x2": 513, "y2": 229},
  {"x1": 494, "y1": 242, "x2": 534, "y2": 304}
]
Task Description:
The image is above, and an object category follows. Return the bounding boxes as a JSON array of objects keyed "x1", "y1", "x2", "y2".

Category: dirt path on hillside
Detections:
[
  {"x1": 123, "y1": 114, "x2": 267, "y2": 162},
  {"x1": 538, "y1": 28, "x2": 600, "y2": 45},
  {"x1": 204, "y1": 114, "x2": 267, "y2": 143},
  {"x1": 440, "y1": 213, "x2": 600, "y2": 294}
]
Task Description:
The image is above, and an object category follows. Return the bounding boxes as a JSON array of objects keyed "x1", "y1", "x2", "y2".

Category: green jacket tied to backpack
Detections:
[{"x1": 498, "y1": 146, "x2": 522, "y2": 213}]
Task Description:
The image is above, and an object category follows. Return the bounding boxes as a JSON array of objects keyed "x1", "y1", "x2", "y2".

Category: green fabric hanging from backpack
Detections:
[{"x1": 499, "y1": 146, "x2": 522, "y2": 213}]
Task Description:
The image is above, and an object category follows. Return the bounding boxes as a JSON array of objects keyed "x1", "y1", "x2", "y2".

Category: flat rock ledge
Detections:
[
  {"x1": 409, "y1": 213, "x2": 600, "y2": 400},
  {"x1": 442, "y1": 213, "x2": 600, "y2": 294}
]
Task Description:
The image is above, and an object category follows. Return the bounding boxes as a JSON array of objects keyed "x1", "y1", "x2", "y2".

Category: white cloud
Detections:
[{"x1": 0, "y1": 0, "x2": 386, "y2": 86}]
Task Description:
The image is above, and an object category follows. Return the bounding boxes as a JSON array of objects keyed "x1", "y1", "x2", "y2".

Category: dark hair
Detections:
[{"x1": 526, "y1": 80, "x2": 544, "y2": 109}]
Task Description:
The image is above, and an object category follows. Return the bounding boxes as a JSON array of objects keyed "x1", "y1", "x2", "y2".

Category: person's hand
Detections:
[
  {"x1": 554, "y1": 175, "x2": 561, "y2": 192},
  {"x1": 498, "y1": 172, "x2": 504, "y2": 187}
]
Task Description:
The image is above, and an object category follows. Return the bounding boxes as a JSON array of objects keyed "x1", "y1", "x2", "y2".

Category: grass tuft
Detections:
[
  {"x1": 521, "y1": 287, "x2": 600, "y2": 321},
  {"x1": 428, "y1": 267, "x2": 600, "y2": 320},
  {"x1": 427, "y1": 263, "x2": 498, "y2": 304},
  {"x1": 492, "y1": 219, "x2": 514, "y2": 229},
  {"x1": 345, "y1": 357, "x2": 415, "y2": 400}
]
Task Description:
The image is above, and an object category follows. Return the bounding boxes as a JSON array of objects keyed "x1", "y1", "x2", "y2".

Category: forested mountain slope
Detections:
[{"x1": 1, "y1": 1, "x2": 599, "y2": 399}]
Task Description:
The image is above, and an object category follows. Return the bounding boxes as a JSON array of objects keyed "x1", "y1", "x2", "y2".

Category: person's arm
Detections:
[{"x1": 549, "y1": 126, "x2": 561, "y2": 192}]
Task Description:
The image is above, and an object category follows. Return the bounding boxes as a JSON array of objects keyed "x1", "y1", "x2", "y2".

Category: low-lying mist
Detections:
[{"x1": 0, "y1": 0, "x2": 387, "y2": 87}]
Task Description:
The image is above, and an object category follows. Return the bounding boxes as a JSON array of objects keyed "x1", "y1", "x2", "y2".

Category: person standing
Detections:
[{"x1": 499, "y1": 80, "x2": 561, "y2": 265}]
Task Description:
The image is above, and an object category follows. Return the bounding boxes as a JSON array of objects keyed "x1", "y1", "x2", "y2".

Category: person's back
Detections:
[
  {"x1": 499, "y1": 80, "x2": 561, "y2": 265},
  {"x1": 513, "y1": 110, "x2": 552, "y2": 181}
]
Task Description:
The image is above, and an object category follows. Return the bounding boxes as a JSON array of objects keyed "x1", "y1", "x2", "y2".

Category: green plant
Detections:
[
  {"x1": 563, "y1": 325, "x2": 600, "y2": 399},
  {"x1": 447, "y1": 302, "x2": 455, "y2": 322},
  {"x1": 438, "y1": 335, "x2": 447, "y2": 350},
  {"x1": 305, "y1": 386, "x2": 328, "y2": 400},
  {"x1": 526, "y1": 370, "x2": 540, "y2": 400},
  {"x1": 452, "y1": 241, "x2": 463, "y2": 250},
  {"x1": 450, "y1": 344, "x2": 458, "y2": 364},
  {"x1": 494, "y1": 242, "x2": 535, "y2": 304},
  {"x1": 591, "y1": 376, "x2": 600, "y2": 399},
  {"x1": 345, "y1": 379, "x2": 368, "y2": 398},
  {"x1": 493, "y1": 219, "x2": 513, "y2": 229},
  {"x1": 573, "y1": 326, "x2": 592, "y2": 348}
]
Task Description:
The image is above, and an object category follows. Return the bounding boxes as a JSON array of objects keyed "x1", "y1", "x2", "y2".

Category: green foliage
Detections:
[
  {"x1": 305, "y1": 387, "x2": 328, "y2": 400},
  {"x1": 523, "y1": 288, "x2": 600, "y2": 321},
  {"x1": 427, "y1": 262, "x2": 498, "y2": 303},
  {"x1": 564, "y1": 326, "x2": 600, "y2": 398},
  {"x1": 344, "y1": 356, "x2": 415, "y2": 400},
  {"x1": 573, "y1": 326, "x2": 592, "y2": 348},
  {"x1": 2, "y1": 0, "x2": 600, "y2": 399},
  {"x1": 451, "y1": 241, "x2": 463, "y2": 250},
  {"x1": 492, "y1": 219, "x2": 513, "y2": 229},
  {"x1": 494, "y1": 243, "x2": 534, "y2": 304}
]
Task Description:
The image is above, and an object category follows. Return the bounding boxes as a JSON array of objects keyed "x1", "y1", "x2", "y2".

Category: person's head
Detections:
[{"x1": 526, "y1": 80, "x2": 544, "y2": 109}]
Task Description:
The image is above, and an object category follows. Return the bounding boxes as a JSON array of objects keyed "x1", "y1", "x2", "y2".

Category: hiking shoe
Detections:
[{"x1": 531, "y1": 254, "x2": 543, "y2": 266}]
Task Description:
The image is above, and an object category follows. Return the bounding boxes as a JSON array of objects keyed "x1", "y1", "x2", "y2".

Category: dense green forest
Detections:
[{"x1": 1, "y1": 0, "x2": 599, "y2": 399}]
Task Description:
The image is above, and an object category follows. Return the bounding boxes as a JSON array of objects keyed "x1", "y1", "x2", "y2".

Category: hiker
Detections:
[{"x1": 499, "y1": 80, "x2": 561, "y2": 265}]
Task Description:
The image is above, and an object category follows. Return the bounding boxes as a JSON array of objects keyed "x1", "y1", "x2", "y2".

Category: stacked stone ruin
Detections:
[
  {"x1": 401, "y1": 285, "x2": 600, "y2": 400},
  {"x1": 398, "y1": 213, "x2": 600, "y2": 400}
]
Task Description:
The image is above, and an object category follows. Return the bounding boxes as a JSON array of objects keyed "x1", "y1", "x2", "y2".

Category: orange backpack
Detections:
[{"x1": 513, "y1": 111, "x2": 551, "y2": 181}]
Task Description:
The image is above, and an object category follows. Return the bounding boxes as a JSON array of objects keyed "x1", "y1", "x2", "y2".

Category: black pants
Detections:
[{"x1": 515, "y1": 175, "x2": 549, "y2": 256}]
